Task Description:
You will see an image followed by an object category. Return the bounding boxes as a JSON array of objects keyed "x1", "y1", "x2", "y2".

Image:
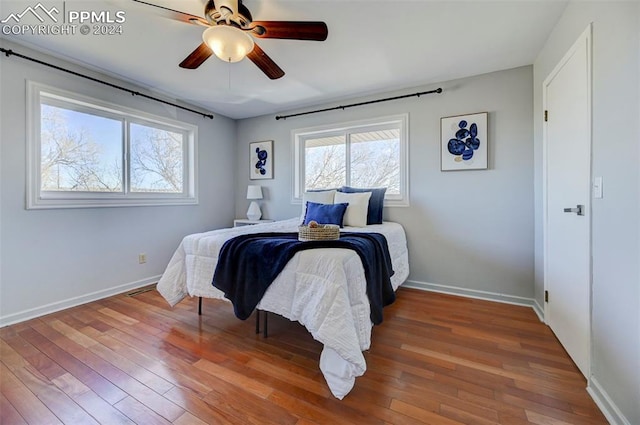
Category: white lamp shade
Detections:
[
  {"x1": 202, "y1": 26, "x2": 255, "y2": 63},
  {"x1": 246, "y1": 185, "x2": 263, "y2": 200}
]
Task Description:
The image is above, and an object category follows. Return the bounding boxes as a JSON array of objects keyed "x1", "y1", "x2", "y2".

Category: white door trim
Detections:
[{"x1": 542, "y1": 23, "x2": 593, "y2": 379}]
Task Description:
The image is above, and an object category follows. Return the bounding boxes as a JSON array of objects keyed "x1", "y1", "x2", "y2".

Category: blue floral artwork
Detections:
[
  {"x1": 441, "y1": 112, "x2": 487, "y2": 171},
  {"x1": 250, "y1": 140, "x2": 273, "y2": 179},
  {"x1": 255, "y1": 147, "x2": 268, "y2": 175},
  {"x1": 448, "y1": 120, "x2": 481, "y2": 161}
]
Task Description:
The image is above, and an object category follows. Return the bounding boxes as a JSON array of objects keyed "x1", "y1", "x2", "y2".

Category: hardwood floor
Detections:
[{"x1": 1, "y1": 287, "x2": 607, "y2": 425}]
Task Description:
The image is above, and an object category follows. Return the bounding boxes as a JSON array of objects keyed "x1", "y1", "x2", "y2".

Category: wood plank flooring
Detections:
[{"x1": 1, "y1": 287, "x2": 608, "y2": 424}]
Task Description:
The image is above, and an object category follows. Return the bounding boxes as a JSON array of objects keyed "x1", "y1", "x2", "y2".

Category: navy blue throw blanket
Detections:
[{"x1": 212, "y1": 232, "x2": 395, "y2": 324}]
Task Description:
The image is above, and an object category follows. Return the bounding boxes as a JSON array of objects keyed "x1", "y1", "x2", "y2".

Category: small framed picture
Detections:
[
  {"x1": 441, "y1": 112, "x2": 488, "y2": 171},
  {"x1": 250, "y1": 140, "x2": 273, "y2": 180}
]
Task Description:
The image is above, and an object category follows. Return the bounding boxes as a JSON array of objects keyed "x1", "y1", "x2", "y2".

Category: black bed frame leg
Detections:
[
  {"x1": 255, "y1": 310, "x2": 268, "y2": 338},
  {"x1": 198, "y1": 297, "x2": 202, "y2": 315},
  {"x1": 263, "y1": 311, "x2": 268, "y2": 338}
]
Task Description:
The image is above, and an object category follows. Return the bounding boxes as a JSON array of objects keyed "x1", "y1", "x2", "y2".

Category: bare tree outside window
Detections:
[
  {"x1": 305, "y1": 136, "x2": 346, "y2": 190},
  {"x1": 40, "y1": 105, "x2": 185, "y2": 195},
  {"x1": 30, "y1": 84, "x2": 197, "y2": 209},
  {"x1": 40, "y1": 104, "x2": 122, "y2": 192},
  {"x1": 304, "y1": 129, "x2": 400, "y2": 193},
  {"x1": 130, "y1": 124, "x2": 184, "y2": 193},
  {"x1": 350, "y1": 130, "x2": 400, "y2": 194},
  {"x1": 295, "y1": 116, "x2": 407, "y2": 205}
]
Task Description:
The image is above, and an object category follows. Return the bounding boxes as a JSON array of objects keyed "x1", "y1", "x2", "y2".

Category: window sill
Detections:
[{"x1": 27, "y1": 196, "x2": 198, "y2": 210}]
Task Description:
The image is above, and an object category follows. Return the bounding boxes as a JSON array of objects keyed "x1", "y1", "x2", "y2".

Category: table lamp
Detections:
[{"x1": 246, "y1": 185, "x2": 263, "y2": 220}]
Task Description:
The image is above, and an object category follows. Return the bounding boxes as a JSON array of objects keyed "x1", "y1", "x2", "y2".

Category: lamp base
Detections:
[{"x1": 247, "y1": 201, "x2": 262, "y2": 221}]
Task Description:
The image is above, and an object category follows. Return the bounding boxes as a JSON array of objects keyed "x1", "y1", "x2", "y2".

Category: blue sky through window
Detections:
[{"x1": 40, "y1": 103, "x2": 122, "y2": 191}]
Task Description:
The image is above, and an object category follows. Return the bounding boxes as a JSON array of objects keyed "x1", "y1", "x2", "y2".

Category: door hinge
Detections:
[
  {"x1": 544, "y1": 110, "x2": 548, "y2": 122},
  {"x1": 545, "y1": 290, "x2": 549, "y2": 303}
]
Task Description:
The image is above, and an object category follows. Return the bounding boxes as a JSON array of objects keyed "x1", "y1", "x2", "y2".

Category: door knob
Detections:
[{"x1": 563, "y1": 205, "x2": 584, "y2": 216}]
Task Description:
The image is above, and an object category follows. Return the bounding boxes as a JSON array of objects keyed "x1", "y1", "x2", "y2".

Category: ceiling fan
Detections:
[{"x1": 133, "y1": 0, "x2": 328, "y2": 80}]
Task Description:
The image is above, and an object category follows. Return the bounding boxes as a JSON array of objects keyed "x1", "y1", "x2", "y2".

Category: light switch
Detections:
[{"x1": 593, "y1": 176, "x2": 603, "y2": 199}]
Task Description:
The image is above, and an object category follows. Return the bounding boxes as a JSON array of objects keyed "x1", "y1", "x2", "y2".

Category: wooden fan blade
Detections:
[
  {"x1": 248, "y1": 21, "x2": 328, "y2": 41},
  {"x1": 179, "y1": 43, "x2": 213, "y2": 69},
  {"x1": 131, "y1": 0, "x2": 209, "y2": 26},
  {"x1": 247, "y1": 44, "x2": 285, "y2": 80}
]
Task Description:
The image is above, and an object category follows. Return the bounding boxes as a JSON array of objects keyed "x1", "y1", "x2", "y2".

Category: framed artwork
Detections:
[
  {"x1": 250, "y1": 140, "x2": 273, "y2": 180},
  {"x1": 441, "y1": 112, "x2": 488, "y2": 171}
]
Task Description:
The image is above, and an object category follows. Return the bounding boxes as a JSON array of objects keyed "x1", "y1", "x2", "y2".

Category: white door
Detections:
[{"x1": 543, "y1": 25, "x2": 592, "y2": 378}]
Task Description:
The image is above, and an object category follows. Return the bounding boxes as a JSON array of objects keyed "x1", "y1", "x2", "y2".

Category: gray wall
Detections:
[
  {"x1": 0, "y1": 40, "x2": 237, "y2": 325},
  {"x1": 236, "y1": 66, "x2": 535, "y2": 302},
  {"x1": 533, "y1": 2, "x2": 640, "y2": 424}
]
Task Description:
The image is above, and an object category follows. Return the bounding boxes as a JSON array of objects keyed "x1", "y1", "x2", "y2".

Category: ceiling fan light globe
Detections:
[{"x1": 202, "y1": 26, "x2": 254, "y2": 63}]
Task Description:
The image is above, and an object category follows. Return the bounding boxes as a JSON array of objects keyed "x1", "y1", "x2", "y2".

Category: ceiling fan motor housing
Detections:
[{"x1": 205, "y1": 0, "x2": 253, "y2": 28}]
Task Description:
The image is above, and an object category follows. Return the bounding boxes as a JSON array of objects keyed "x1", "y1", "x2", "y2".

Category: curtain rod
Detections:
[
  {"x1": 275, "y1": 87, "x2": 443, "y2": 120},
  {"x1": 0, "y1": 47, "x2": 214, "y2": 120}
]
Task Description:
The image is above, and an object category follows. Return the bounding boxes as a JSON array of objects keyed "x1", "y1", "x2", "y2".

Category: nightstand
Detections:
[{"x1": 233, "y1": 219, "x2": 275, "y2": 227}]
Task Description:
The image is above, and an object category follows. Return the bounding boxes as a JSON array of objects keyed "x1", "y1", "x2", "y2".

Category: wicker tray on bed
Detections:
[{"x1": 298, "y1": 223, "x2": 340, "y2": 241}]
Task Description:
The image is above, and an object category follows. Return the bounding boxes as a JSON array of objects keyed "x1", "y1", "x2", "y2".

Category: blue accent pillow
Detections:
[
  {"x1": 303, "y1": 202, "x2": 349, "y2": 227},
  {"x1": 338, "y1": 187, "x2": 386, "y2": 224}
]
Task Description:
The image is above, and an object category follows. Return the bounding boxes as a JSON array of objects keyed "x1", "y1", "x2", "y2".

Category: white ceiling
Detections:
[{"x1": 1, "y1": 0, "x2": 568, "y2": 119}]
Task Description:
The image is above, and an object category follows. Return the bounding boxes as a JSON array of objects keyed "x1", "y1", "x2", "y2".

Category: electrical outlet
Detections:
[{"x1": 138, "y1": 253, "x2": 147, "y2": 264}]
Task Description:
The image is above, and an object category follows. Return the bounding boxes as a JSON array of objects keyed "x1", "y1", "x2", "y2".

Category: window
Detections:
[
  {"x1": 27, "y1": 82, "x2": 197, "y2": 208},
  {"x1": 293, "y1": 114, "x2": 409, "y2": 206}
]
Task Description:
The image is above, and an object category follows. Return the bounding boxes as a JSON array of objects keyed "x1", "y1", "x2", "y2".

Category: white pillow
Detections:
[
  {"x1": 334, "y1": 191, "x2": 371, "y2": 227},
  {"x1": 301, "y1": 190, "x2": 336, "y2": 218}
]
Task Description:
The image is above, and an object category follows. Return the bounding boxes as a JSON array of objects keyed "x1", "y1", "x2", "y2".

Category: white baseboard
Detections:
[
  {"x1": 532, "y1": 299, "x2": 545, "y2": 322},
  {"x1": 403, "y1": 279, "x2": 542, "y2": 318},
  {"x1": 587, "y1": 377, "x2": 632, "y2": 425},
  {"x1": 0, "y1": 275, "x2": 161, "y2": 327}
]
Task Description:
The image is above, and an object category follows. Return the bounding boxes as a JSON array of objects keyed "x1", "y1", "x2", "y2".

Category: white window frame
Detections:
[
  {"x1": 26, "y1": 81, "x2": 198, "y2": 209},
  {"x1": 292, "y1": 114, "x2": 409, "y2": 206}
]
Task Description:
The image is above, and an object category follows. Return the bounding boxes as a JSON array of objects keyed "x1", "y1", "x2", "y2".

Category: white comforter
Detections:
[{"x1": 156, "y1": 218, "x2": 409, "y2": 399}]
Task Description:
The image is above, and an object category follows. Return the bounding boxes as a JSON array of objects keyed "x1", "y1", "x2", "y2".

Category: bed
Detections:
[{"x1": 156, "y1": 217, "x2": 409, "y2": 399}]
